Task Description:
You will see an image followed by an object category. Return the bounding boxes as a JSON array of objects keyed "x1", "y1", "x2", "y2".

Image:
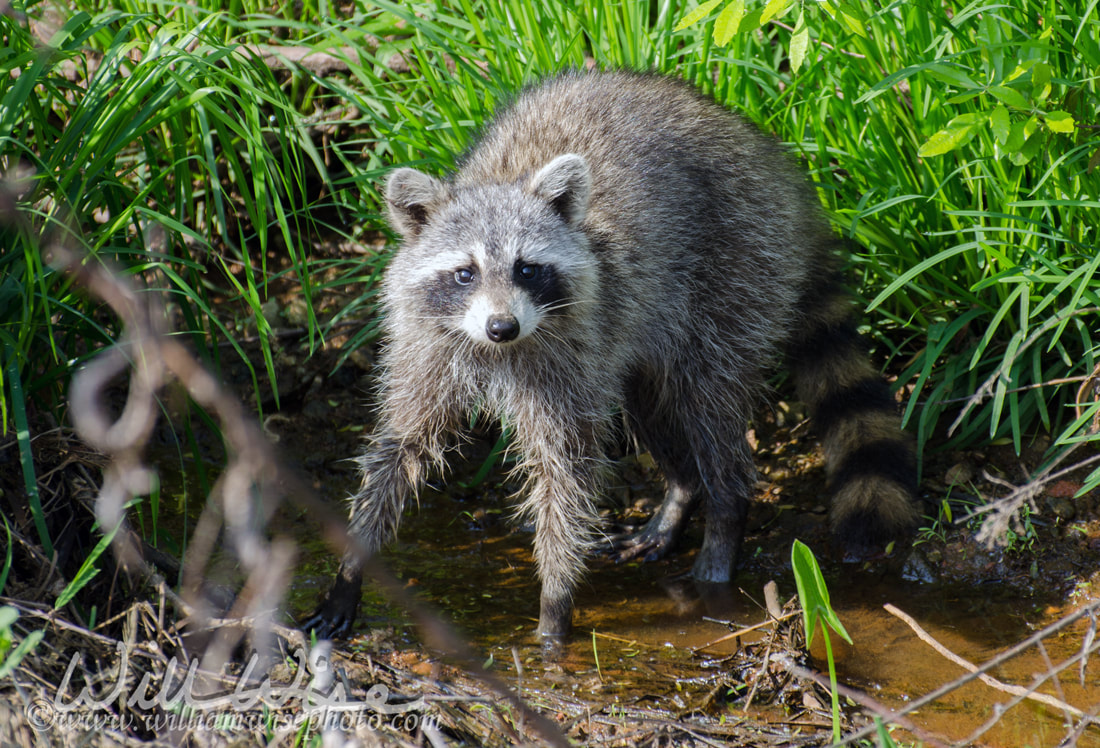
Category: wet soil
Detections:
[
  {"x1": 8, "y1": 252, "x2": 1100, "y2": 747},
  {"x1": 244, "y1": 325, "x2": 1100, "y2": 748}
]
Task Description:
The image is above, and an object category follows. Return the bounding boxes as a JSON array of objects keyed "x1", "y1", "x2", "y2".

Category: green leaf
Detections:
[
  {"x1": 0, "y1": 515, "x2": 11, "y2": 597},
  {"x1": 1006, "y1": 60, "x2": 1037, "y2": 82},
  {"x1": 1032, "y1": 61, "x2": 1052, "y2": 90},
  {"x1": 791, "y1": 540, "x2": 852, "y2": 648},
  {"x1": 918, "y1": 112, "x2": 987, "y2": 157},
  {"x1": 1045, "y1": 110, "x2": 1076, "y2": 133},
  {"x1": 789, "y1": 14, "x2": 809, "y2": 73},
  {"x1": 0, "y1": 628, "x2": 43, "y2": 680},
  {"x1": 875, "y1": 717, "x2": 899, "y2": 747},
  {"x1": 947, "y1": 90, "x2": 983, "y2": 105},
  {"x1": 1004, "y1": 118, "x2": 1027, "y2": 151},
  {"x1": 1081, "y1": 462, "x2": 1100, "y2": 498},
  {"x1": 834, "y1": 1, "x2": 868, "y2": 37},
  {"x1": 866, "y1": 243, "x2": 979, "y2": 312},
  {"x1": 1008, "y1": 115, "x2": 1043, "y2": 164},
  {"x1": 989, "y1": 85, "x2": 1029, "y2": 109},
  {"x1": 737, "y1": 7, "x2": 765, "y2": 32},
  {"x1": 856, "y1": 61, "x2": 974, "y2": 104},
  {"x1": 714, "y1": 0, "x2": 745, "y2": 45},
  {"x1": 990, "y1": 103, "x2": 1010, "y2": 144},
  {"x1": 918, "y1": 127, "x2": 971, "y2": 157},
  {"x1": 54, "y1": 521, "x2": 121, "y2": 610},
  {"x1": 674, "y1": 0, "x2": 725, "y2": 31},
  {"x1": 760, "y1": 0, "x2": 791, "y2": 25},
  {"x1": 2, "y1": 339, "x2": 50, "y2": 557},
  {"x1": 925, "y1": 64, "x2": 979, "y2": 90}
]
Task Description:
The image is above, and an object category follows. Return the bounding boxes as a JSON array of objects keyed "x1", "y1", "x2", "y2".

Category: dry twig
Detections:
[
  {"x1": 840, "y1": 601, "x2": 1100, "y2": 746},
  {"x1": 885, "y1": 603, "x2": 1100, "y2": 723}
]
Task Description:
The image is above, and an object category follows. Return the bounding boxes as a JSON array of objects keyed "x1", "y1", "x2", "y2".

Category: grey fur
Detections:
[{"x1": 306, "y1": 70, "x2": 919, "y2": 650}]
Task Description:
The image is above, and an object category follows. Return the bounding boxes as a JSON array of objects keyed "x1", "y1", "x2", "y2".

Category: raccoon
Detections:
[{"x1": 305, "y1": 70, "x2": 920, "y2": 652}]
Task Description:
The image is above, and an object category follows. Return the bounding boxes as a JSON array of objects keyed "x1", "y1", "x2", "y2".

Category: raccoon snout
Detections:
[{"x1": 486, "y1": 315, "x2": 520, "y2": 343}]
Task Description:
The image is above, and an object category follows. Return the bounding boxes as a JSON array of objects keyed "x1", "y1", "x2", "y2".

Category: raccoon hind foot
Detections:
[
  {"x1": 611, "y1": 521, "x2": 681, "y2": 563},
  {"x1": 611, "y1": 482, "x2": 697, "y2": 563}
]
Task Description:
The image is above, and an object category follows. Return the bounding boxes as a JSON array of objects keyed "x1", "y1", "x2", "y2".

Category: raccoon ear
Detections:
[
  {"x1": 529, "y1": 154, "x2": 590, "y2": 227},
  {"x1": 385, "y1": 168, "x2": 446, "y2": 239}
]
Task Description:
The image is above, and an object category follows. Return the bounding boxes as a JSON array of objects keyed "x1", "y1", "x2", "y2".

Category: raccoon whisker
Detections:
[
  {"x1": 538, "y1": 299, "x2": 590, "y2": 314},
  {"x1": 531, "y1": 327, "x2": 573, "y2": 348},
  {"x1": 440, "y1": 328, "x2": 474, "y2": 348}
]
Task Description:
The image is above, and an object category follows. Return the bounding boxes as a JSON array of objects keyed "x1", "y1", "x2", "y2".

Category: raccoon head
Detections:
[{"x1": 384, "y1": 154, "x2": 595, "y2": 348}]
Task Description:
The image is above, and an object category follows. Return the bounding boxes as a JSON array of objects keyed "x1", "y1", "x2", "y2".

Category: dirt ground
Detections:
[{"x1": 3, "y1": 248, "x2": 1100, "y2": 747}]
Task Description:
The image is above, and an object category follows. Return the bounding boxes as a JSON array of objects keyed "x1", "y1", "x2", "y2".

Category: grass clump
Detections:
[
  {"x1": 678, "y1": 0, "x2": 1100, "y2": 486},
  {"x1": 1, "y1": 7, "x2": 339, "y2": 417}
]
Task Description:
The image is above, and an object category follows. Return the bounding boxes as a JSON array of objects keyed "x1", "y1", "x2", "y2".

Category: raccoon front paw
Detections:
[
  {"x1": 538, "y1": 593, "x2": 573, "y2": 659},
  {"x1": 301, "y1": 572, "x2": 363, "y2": 640},
  {"x1": 540, "y1": 633, "x2": 567, "y2": 660},
  {"x1": 301, "y1": 599, "x2": 356, "y2": 640}
]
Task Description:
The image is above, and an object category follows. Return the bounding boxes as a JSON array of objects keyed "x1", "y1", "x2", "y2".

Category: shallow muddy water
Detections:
[
  {"x1": 283, "y1": 435, "x2": 1100, "y2": 748},
  {"x1": 182, "y1": 351, "x2": 1100, "y2": 747}
]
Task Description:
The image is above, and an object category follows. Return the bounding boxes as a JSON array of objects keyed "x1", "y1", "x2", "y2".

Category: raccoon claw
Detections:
[
  {"x1": 301, "y1": 571, "x2": 363, "y2": 640},
  {"x1": 301, "y1": 604, "x2": 354, "y2": 641},
  {"x1": 611, "y1": 525, "x2": 677, "y2": 563}
]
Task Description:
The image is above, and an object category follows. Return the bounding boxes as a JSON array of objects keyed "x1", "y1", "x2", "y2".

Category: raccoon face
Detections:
[
  {"x1": 385, "y1": 155, "x2": 595, "y2": 348},
  {"x1": 449, "y1": 256, "x2": 569, "y2": 345}
]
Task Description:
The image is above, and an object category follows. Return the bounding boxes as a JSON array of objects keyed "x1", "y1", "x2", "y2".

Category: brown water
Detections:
[
  {"x1": 288, "y1": 461, "x2": 1100, "y2": 748},
  {"x1": 159, "y1": 359, "x2": 1100, "y2": 748}
]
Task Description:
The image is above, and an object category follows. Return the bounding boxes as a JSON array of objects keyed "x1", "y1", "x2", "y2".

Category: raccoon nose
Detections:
[{"x1": 486, "y1": 315, "x2": 520, "y2": 343}]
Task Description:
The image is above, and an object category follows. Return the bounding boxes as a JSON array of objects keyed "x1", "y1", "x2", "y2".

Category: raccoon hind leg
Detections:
[
  {"x1": 613, "y1": 376, "x2": 703, "y2": 563},
  {"x1": 616, "y1": 372, "x2": 755, "y2": 584},
  {"x1": 689, "y1": 425, "x2": 754, "y2": 583}
]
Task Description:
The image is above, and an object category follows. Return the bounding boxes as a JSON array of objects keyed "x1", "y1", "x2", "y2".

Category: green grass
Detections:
[
  {"x1": 1, "y1": 7, "x2": 336, "y2": 414},
  {"x1": 320, "y1": 0, "x2": 1100, "y2": 483},
  {"x1": 1, "y1": 0, "x2": 1098, "y2": 593},
  {"x1": 0, "y1": 3, "x2": 352, "y2": 564},
  {"x1": 680, "y1": 1, "x2": 1100, "y2": 472}
]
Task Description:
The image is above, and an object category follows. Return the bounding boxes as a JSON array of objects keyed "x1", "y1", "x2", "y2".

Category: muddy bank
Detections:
[
  {"x1": 267, "y1": 337, "x2": 1100, "y2": 746},
  {"x1": 4, "y1": 275, "x2": 1100, "y2": 747}
]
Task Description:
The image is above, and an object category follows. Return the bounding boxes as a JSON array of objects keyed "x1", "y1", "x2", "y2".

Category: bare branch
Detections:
[{"x1": 885, "y1": 603, "x2": 1100, "y2": 724}]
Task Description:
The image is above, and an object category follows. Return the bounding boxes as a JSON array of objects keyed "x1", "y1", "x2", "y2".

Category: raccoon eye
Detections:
[
  {"x1": 454, "y1": 268, "x2": 475, "y2": 285},
  {"x1": 517, "y1": 263, "x2": 540, "y2": 281}
]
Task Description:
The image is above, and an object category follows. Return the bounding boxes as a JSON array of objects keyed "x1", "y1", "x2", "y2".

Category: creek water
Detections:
[
  {"x1": 152, "y1": 365, "x2": 1098, "y2": 747},
  {"x1": 288, "y1": 462, "x2": 1100, "y2": 748}
]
